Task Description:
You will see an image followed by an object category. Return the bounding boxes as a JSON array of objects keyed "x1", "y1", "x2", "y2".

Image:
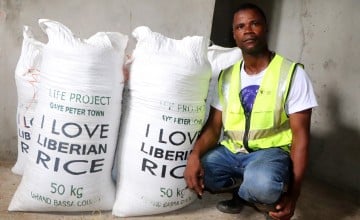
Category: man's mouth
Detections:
[{"x1": 243, "y1": 37, "x2": 256, "y2": 43}]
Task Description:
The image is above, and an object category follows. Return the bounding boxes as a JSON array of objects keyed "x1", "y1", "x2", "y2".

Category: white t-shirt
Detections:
[{"x1": 211, "y1": 61, "x2": 318, "y2": 115}]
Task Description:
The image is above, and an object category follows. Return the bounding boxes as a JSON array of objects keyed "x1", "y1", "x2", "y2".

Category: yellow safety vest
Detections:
[{"x1": 218, "y1": 54, "x2": 300, "y2": 153}]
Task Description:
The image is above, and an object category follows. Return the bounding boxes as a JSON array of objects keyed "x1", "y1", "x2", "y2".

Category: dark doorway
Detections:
[{"x1": 210, "y1": 0, "x2": 277, "y2": 47}]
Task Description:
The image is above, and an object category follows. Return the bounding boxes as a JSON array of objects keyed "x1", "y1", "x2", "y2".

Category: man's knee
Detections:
[
  {"x1": 240, "y1": 171, "x2": 285, "y2": 204},
  {"x1": 201, "y1": 148, "x2": 235, "y2": 192},
  {"x1": 201, "y1": 147, "x2": 224, "y2": 165}
]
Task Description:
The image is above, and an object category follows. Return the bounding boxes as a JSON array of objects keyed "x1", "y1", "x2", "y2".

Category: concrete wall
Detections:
[
  {"x1": 1, "y1": 0, "x2": 360, "y2": 200},
  {"x1": 0, "y1": 0, "x2": 215, "y2": 159},
  {"x1": 269, "y1": 0, "x2": 360, "y2": 199}
]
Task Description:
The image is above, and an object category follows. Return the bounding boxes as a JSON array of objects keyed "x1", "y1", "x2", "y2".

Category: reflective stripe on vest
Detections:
[{"x1": 218, "y1": 54, "x2": 298, "y2": 153}]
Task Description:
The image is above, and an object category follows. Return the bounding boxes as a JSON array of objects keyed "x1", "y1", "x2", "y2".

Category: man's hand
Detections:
[
  {"x1": 267, "y1": 108, "x2": 311, "y2": 220},
  {"x1": 184, "y1": 153, "x2": 204, "y2": 197},
  {"x1": 183, "y1": 107, "x2": 223, "y2": 197},
  {"x1": 268, "y1": 193, "x2": 297, "y2": 220}
]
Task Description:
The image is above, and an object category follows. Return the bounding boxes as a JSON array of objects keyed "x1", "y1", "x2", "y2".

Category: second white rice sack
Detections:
[
  {"x1": 8, "y1": 19, "x2": 128, "y2": 212},
  {"x1": 112, "y1": 26, "x2": 211, "y2": 217}
]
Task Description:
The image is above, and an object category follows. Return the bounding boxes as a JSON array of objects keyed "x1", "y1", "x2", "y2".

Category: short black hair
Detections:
[{"x1": 233, "y1": 3, "x2": 267, "y2": 24}]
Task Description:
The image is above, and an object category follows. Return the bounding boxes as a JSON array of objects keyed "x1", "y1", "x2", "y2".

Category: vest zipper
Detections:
[
  {"x1": 243, "y1": 111, "x2": 253, "y2": 152},
  {"x1": 239, "y1": 61, "x2": 253, "y2": 152}
]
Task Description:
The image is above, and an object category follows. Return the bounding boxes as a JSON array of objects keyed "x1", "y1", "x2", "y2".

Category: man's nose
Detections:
[{"x1": 243, "y1": 24, "x2": 253, "y2": 33}]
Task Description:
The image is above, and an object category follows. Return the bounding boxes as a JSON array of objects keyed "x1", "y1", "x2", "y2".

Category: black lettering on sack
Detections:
[
  {"x1": 141, "y1": 158, "x2": 157, "y2": 176},
  {"x1": 146, "y1": 124, "x2": 200, "y2": 146},
  {"x1": 18, "y1": 130, "x2": 31, "y2": 140},
  {"x1": 22, "y1": 116, "x2": 33, "y2": 128},
  {"x1": 35, "y1": 150, "x2": 105, "y2": 175},
  {"x1": 140, "y1": 157, "x2": 185, "y2": 179},
  {"x1": 36, "y1": 150, "x2": 51, "y2": 169},
  {"x1": 64, "y1": 160, "x2": 87, "y2": 175},
  {"x1": 47, "y1": 116, "x2": 109, "y2": 139},
  {"x1": 21, "y1": 141, "x2": 29, "y2": 153},
  {"x1": 89, "y1": 159, "x2": 104, "y2": 173}
]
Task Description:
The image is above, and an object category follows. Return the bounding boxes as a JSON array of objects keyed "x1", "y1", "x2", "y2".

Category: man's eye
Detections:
[{"x1": 235, "y1": 25, "x2": 243, "y2": 30}]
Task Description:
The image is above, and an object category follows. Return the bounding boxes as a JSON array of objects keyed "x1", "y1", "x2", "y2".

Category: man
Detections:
[{"x1": 184, "y1": 3, "x2": 318, "y2": 220}]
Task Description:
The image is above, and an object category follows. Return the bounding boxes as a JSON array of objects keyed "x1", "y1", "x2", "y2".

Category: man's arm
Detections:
[
  {"x1": 270, "y1": 108, "x2": 312, "y2": 220},
  {"x1": 184, "y1": 106, "x2": 223, "y2": 196},
  {"x1": 288, "y1": 109, "x2": 312, "y2": 199}
]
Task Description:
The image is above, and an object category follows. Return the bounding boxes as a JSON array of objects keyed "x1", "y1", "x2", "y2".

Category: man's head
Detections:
[{"x1": 232, "y1": 3, "x2": 268, "y2": 55}]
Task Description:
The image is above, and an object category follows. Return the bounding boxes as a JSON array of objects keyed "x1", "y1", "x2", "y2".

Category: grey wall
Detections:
[
  {"x1": 269, "y1": 0, "x2": 360, "y2": 200},
  {"x1": 0, "y1": 0, "x2": 215, "y2": 159},
  {"x1": 1, "y1": 0, "x2": 360, "y2": 200}
]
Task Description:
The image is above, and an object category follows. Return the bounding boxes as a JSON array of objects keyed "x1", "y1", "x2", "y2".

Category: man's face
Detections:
[{"x1": 232, "y1": 9, "x2": 268, "y2": 55}]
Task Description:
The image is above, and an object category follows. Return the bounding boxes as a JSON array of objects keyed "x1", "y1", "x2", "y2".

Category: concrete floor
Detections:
[{"x1": 0, "y1": 161, "x2": 359, "y2": 220}]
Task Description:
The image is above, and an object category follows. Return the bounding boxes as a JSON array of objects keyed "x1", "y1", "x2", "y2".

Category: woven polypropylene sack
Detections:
[
  {"x1": 8, "y1": 19, "x2": 128, "y2": 212},
  {"x1": 112, "y1": 26, "x2": 211, "y2": 217},
  {"x1": 12, "y1": 26, "x2": 44, "y2": 175}
]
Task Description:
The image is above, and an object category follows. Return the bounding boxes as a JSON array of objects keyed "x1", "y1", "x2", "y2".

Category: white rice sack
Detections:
[
  {"x1": 8, "y1": 19, "x2": 128, "y2": 212},
  {"x1": 207, "y1": 44, "x2": 242, "y2": 77},
  {"x1": 12, "y1": 26, "x2": 44, "y2": 175},
  {"x1": 112, "y1": 26, "x2": 211, "y2": 217},
  {"x1": 127, "y1": 26, "x2": 211, "y2": 101}
]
